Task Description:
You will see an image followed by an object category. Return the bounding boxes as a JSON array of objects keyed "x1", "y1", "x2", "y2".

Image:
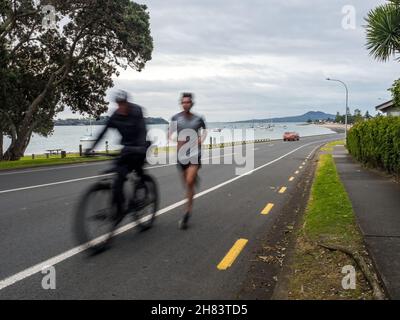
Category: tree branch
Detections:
[
  {"x1": 0, "y1": 8, "x2": 38, "y2": 40},
  {"x1": 10, "y1": 22, "x2": 38, "y2": 56}
]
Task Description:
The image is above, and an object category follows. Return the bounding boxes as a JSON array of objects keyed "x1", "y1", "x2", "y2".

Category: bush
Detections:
[{"x1": 347, "y1": 116, "x2": 400, "y2": 175}]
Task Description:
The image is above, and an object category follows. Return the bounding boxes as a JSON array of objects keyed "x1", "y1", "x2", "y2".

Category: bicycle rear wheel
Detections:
[
  {"x1": 132, "y1": 174, "x2": 159, "y2": 231},
  {"x1": 74, "y1": 181, "x2": 117, "y2": 254}
]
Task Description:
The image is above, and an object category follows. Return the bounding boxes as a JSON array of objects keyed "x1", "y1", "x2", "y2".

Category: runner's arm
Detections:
[{"x1": 199, "y1": 118, "x2": 207, "y2": 144}]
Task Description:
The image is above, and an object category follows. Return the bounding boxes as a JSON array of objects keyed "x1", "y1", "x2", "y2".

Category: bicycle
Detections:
[{"x1": 74, "y1": 153, "x2": 159, "y2": 255}]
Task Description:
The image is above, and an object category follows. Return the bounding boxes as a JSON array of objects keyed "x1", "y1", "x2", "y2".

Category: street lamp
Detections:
[{"x1": 326, "y1": 78, "x2": 349, "y2": 140}]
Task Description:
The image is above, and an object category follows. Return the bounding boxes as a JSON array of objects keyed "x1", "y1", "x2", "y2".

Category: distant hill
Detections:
[
  {"x1": 55, "y1": 116, "x2": 168, "y2": 126},
  {"x1": 232, "y1": 111, "x2": 336, "y2": 123}
]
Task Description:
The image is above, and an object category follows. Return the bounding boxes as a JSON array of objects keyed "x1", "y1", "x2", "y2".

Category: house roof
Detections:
[{"x1": 375, "y1": 100, "x2": 394, "y2": 112}]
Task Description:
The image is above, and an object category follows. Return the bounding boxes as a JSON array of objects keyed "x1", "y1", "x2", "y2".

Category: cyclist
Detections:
[
  {"x1": 169, "y1": 93, "x2": 207, "y2": 229},
  {"x1": 85, "y1": 90, "x2": 149, "y2": 222}
]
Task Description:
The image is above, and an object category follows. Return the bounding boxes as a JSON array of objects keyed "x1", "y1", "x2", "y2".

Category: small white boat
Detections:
[{"x1": 80, "y1": 118, "x2": 96, "y2": 149}]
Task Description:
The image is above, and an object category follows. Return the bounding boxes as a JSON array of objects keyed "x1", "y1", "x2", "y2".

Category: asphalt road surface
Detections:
[{"x1": 0, "y1": 133, "x2": 342, "y2": 299}]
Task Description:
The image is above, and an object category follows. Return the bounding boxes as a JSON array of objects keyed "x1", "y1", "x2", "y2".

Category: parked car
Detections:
[{"x1": 283, "y1": 132, "x2": 300, "y2": 141}]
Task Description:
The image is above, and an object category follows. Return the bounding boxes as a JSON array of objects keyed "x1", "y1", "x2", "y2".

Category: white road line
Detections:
[
  {"x1": 0, "y1": 153, "x2": 236, "y2": 195},
  {"x1": 0, "y1": 161, "x2": 110, "y2": 176},
  {"x1": 0, "y1": 138, "x2": 331, "y2": 291},
  {"x1": 0, "y1": 174, "x2": 114, "y2": 195}
]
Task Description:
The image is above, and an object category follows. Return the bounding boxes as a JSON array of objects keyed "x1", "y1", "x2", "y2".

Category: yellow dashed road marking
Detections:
[
  {"x1": 217, "y1": 239, "x2": 249, "y2": 271},
  {"x1": 279, "y1": 187, "x2": 287, "y2": 194},
  {"x1": 261, "y1": 203, "x2": 274, "y2": 215}
]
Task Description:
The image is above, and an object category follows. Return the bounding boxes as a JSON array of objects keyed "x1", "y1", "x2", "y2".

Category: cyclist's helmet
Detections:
[{"x1": 114, "y1": 90, "x2": 128, "y2": 103}]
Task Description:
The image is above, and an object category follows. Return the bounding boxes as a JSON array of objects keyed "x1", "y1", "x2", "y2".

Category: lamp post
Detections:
[{"x1": 326, "y1": 78, "x2": 349, "y2": 140}]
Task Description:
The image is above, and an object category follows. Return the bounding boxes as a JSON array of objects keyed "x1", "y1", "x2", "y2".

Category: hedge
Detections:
[{"x1": 347, "y1": 116, "x2": 400, "y2": 175}]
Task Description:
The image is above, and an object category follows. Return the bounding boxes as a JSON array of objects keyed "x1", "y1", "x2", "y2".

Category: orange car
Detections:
[{"x1": 283, "y1": 132, "x2": 300, "y2": 141}]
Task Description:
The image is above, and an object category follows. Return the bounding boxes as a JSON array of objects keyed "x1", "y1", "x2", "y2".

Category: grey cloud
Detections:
[{"x1": 60, "y1": 0, "x2": 397, "y2": 121}]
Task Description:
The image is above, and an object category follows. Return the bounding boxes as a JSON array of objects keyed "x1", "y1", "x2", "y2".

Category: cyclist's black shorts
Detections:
[{"x1": 115, "y1": 152, "x2": 146, "y2": 176}]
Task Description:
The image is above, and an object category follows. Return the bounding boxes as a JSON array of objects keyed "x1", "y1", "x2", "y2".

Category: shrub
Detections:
[{"x1": 347, "y1": 116, "x2": 400, "y2": 175}]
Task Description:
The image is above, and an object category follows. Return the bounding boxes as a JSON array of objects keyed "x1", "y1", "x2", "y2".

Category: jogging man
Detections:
[
  {"x1": 169, "y1": 93, "x2": 207, "y2": 229},
  {"x1": 85, "y1": 90, "x2": 149, "y2": 222}
]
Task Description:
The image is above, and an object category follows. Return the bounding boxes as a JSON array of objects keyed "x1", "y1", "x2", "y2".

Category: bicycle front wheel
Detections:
[
  {"x1": 132, "y1": 174, "x2": 159, "y2": 231},
  {"x1": 74, "y1": 181, "x2": 117, "y2": 254}
]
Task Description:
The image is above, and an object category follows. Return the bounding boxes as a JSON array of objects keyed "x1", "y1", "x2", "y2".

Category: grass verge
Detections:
[
  {"x1": 0, "y1": 153, "x2": 111, "y2": 171},
  {"x1": 320, "y1": 139, "x2": 345, "y2": 152},
  {"x1": 287, "y1": 143, "x2": 374, "y2": 300}
]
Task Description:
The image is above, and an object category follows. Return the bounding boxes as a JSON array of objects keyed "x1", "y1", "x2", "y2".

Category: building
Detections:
[{"x1": 375, "y1": 100, "x2": 400, "y2": 116}]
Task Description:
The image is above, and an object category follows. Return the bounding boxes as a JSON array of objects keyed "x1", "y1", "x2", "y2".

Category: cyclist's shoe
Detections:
[{"x1": 179, "y1": 212, "x2": 191, "y2": 230}]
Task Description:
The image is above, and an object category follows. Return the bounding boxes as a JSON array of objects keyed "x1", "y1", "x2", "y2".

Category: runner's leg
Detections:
[{"x1": 185, "y1": 164, "x2": 200, "y2": 214}]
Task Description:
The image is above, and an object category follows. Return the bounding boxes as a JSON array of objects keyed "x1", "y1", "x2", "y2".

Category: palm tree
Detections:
[{"x1": 365, "y1": 0, "x2": 400, "y2": 61}]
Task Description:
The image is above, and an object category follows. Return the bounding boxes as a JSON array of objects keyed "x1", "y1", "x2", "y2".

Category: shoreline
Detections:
[
  {"x1": 0, "y1": 133, "x2": 338, "y2": 172},
  {"x1": 317, "y1": 123, "x2": 351, "y2": 134}
]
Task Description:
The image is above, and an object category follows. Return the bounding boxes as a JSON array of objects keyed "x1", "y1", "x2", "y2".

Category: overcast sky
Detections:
[{"x1": 61, "y1": 0, "x2": 399, "y2": 122}]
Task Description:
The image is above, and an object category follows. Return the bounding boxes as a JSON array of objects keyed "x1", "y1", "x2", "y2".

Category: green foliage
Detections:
[
  {"x1": 365, "y1": 1, "x2": 400, "y2": 61},
  {"x1": 347, "y1": 116, "x2": 400, "y2": 175},
  {"x1": 389, "y1": 79, "x2": 400, "y2": 107},
  {"x1": 1, "y1": 0, "x2": 153, "y2": 160},
  {"x1": 334, "y1": 109, "x2": 372, "y2": 124}
]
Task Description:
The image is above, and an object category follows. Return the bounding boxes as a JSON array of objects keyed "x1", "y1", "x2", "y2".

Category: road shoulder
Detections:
[
  {"x1": 257, "y1": 141, "x2": 383, "y2": 300},
  {"x1": 237, "y1": 145, "x2": 318, "y2": 299}
]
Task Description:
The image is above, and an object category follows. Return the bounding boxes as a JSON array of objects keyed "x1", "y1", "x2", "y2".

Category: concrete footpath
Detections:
[{"x1": 333, "y1": 145, "x2": 400, "y2": 299}]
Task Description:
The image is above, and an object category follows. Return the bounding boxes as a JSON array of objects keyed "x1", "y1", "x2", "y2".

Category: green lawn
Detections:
[
  {"x1": 320, "y1": 139, "x2": 346, "y2": 152},
  {"x1": 0, "y1": 154, "x2": 111, "y2": 171},
  {"x1": 304, "y1": 153, "x2": 362, "y2": 244}
]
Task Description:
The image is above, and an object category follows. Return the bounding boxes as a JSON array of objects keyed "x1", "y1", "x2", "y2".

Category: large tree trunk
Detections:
[{"x1": 3, "y1": 127, "x2": 33, "y2": 161}]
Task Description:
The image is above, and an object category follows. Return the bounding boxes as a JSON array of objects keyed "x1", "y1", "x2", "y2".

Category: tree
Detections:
[
  {"x1": 365, "y1": 111, "x2": 372, "y2": 119},
  {"x1": 0, "y1": 0, "x2": 153, "y2": 160},
  {"x1": 389, "y1": 79, "x2": 400, "y2": 108},
  {"x1": 354, "y1": 109, "x2": 363, "y2": 123},
  {"x1": 365, "y1": 0, "x2": 400, "y2": 62},
  {"x1": 366, "y1": 1, "x2": 400, "y2": 108},
  {"x1": 335, "y1": 112, "x2": 343, "y2": 124}
]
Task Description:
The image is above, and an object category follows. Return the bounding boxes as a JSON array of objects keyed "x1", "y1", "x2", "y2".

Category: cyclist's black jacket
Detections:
[{"x1": 93, "y1": 103, "x2": 148, "y2": 154}]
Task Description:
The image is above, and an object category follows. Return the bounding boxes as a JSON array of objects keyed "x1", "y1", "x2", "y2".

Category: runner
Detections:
[{"x1": 169, "y1": 93, "x2": 207, "y2": 229}]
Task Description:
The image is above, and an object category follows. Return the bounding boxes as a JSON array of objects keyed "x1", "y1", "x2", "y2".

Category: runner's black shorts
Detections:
[{"x1": 177, "y1": 152, "x2": 202, "y2": 171}]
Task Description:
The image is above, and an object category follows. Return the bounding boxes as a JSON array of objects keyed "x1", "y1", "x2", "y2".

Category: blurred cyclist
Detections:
[
  {"x1": 169, "y1": 93, "x2": 207, "y2": 229},
  {"x1": 85, "y1": 90, "x2": 149, "y2": 222}
]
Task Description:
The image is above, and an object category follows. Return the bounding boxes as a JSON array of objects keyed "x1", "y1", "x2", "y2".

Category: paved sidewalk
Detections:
[{"x1": 333, "y1": 145, "x2": 400, "y2": 299}]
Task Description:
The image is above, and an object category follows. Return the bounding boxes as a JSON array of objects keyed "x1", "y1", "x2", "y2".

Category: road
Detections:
[{"x1": 0, "y1": 133, "x2": 342, "y2": 299}]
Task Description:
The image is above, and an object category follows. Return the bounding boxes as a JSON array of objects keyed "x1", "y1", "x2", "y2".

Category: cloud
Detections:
[{"x1": 60, "y1": 0, "x2": 399, "y2": 122}]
